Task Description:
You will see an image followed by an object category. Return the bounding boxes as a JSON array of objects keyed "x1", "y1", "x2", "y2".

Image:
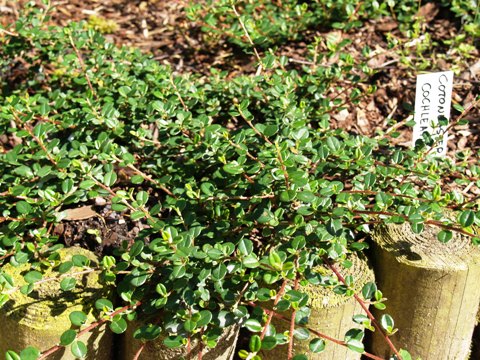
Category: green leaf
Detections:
[
  {"x1": 458, "y1": 210, "x2": 475, "y2": 227},
  {"x1": 223, "y1": 162, "x2": 244, "y2": 175},
  {"x1": 268, "y1": 250, "x2": 282, "y2": 270},
  {"x1": 60, "y1": 277, "x2": 76, "y2": 291},
  {"x1": 16, "y1": 201, "x2": 32, "y2": 215},
  {"x1": 380, "y1": 314, "x2": 395, "y2": 333},
  {"x1": 364, "y1": 173, "x2": 376, "y2": 189},
  {"x1": 293, "y1": 327, "x2": 310, "y2": 340},
  {"x1": 309, "y1": 338, "x2": 326, "y2": 353},
  {"x1": 410, "y1": 221, "x2": 424, "y2": 234},
  {"x1": 134, "y1": 324, "x2": 162, "y2": 341},
  {"x1": 249, "y1": 335, "x2": 262, "y2": 352},
  {"x1": 262, "y1": 124, "x2": 278, "y2": 137},
  {"x1": 129, "y1": 241, "x2": 145, "y2": 257},
  {"x1": 242, "y1": 254, "x2": 260, "y2": 268},
  {"x1": 398, "y1": 349, "x2": 413, "y2": 360},
  {"x1": 110, "y1": 317, "x2": 128, "y2": 334},
  {"x1": 72, "y1": 255, "x2": 89, "y2": 267},
  {"x1": 103, "y1": 171, "x2": 117, "y2": 187},
  {"x1": 15, "y1": 251, "x2": 30, "y2": 264},
  {"x1": 58, "y1": 261, "x2": 74, "y2": 274},
  {"x1": 163, "y1": 335, "x2": 184, "y2": 349},
  {"x1": 130, "y1": 272, "x2": 148, "y2": 287},
  {"x1": 200, "y1": 182, "x2": 215, "y2": 196},
  {"x1": 280, "y1": 190, "x2": 296, "y2": 202},
  {"x1": 238, "y1": 238, "x2": 253, "y2": 256},
  {"x1": 111, "y1": 203, "x2": 128, "y2": 212},
  {"x1": 118, "y1": 86, "x2": 131, "y2": 97},
  {"x1": 245, "y1": 319, "x2": 262, "y2": 332},
  {"x1": 261, "y1": 336, "x2": 278, "y2": 350},
  {"x1": 345, "y1": 328, "x2": 364, "y2": 353},
  {"x1": 71, "y1": 340, "x2": 87, "y2": 358},
  {"x1": 131, "y1": 175, "x2": 144, "y2": 184},
  {"x1": 437, "y1": 230, "x2": 453, "y2": 243},
  {"x1": 326, "y1": 137, "x2": 341, "y2": 152},
  {"x1": 130, "y1": 210, "x2": 145, "y2": 221},
  {"x1": 361, "y1": 282, "x2": 377, "y2": 300},
  {"x1": 79, "y1": 180, "x2": 96, "y2": 190},
  {"x1": 156, "y1": 283, "x2": 168, "y2": 296},
  {"x1": 297, "y1": 191, "x2": 315, "y2": 203},
  {"x1": 20, "y1": 283, "x2": 34, "y2": 295},
  {"x1": 60, "y1": 329, "x2": 77, "y2": 346},
  {"x1": 69, "y1": 311, "x2": 87, "y2": 326},
  {"x1": 24, "y1": 271, "x2": 42, "y2": 284},
  {"x1": 19, "y1": 347, "x2": 40, "y2": 360},
  {"x1": 453, "y1": 103, "x2": 465, "y2": 113},
  {"x1": 95, "y1": 298, "x2": 114, "y2": 311},
  {"x1": 136, "y1": 191, "x2": 149, "y2": 206},
  {"x1": 184, "y1": 319, "x2": 196, "y2": 332},
  {"x1": 5, "y1": 351, "x2": 21, "y2": 360},
  {"x1": 196, "y1": 310, "x2": 213, "y2": 327},
  {"x1": 292, "y1": 355, "x2": 308, "y2": 360}
]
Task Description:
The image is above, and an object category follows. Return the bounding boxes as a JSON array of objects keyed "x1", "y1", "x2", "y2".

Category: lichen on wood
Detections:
[{"x1": 0, "y1": 246, "x2": 112, "y2": 360}]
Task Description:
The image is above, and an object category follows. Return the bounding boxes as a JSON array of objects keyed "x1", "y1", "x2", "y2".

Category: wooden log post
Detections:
[
  {"x1": 0, "y1": 247, "x2": 112, "y2": 360},
  {"x1": 122, "y1": 323, "x2": 239, "y2": 360},
  {"x1": 370, "y1": 223, "x2": 480, "y2": 360},
  {"x1": 260, "y1": 254, "x2": 374, "y2": 359}
]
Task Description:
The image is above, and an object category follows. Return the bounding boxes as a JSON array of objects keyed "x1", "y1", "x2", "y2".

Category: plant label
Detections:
[{"x1": 412, "y1": 71, "x2": 453, "y2": 157}]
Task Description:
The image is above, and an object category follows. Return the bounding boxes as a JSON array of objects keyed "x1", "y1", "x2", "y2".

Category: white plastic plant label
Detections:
[{"x1": 412, "y1": 71, "x2": 453, "y2": 157}]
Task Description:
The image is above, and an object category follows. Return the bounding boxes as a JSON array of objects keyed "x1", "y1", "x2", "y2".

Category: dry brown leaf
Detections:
[
  {"x1": 418, "y1": 3, "x2": 439, "y2": 23},
  {"x1": 64, "y1": 206, "x2": 98, "y2": 221}
]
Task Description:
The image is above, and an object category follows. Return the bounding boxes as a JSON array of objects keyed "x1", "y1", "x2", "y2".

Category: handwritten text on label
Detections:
[{"x1": 412, "y1": 71, "x2": 453, "y2": 157}]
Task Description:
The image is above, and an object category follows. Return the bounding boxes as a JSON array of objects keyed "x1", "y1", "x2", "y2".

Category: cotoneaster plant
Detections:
[{"x1": 0, "y1": 2, "x2": 479, "y2": 360}]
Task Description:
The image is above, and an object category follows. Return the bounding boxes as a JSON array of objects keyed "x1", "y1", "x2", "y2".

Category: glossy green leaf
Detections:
[
  {"x1": 16, "y1": 201, "x2": 32, "y2": 215},
  {"x1": 69, "y1": 311, "x2": 87, "y2": 326},
  {"x1": 60, "y1": 329, "x2": 77, "y2": 346},
  {"x1": 459, "y1": 210, "x2": 475, "y2": 227},
  {"x1": 110, "y1": 317, "x2": 128, "y2": 334},
  {"x1": 24, "y1": 271, "x2": 42, "y2": 284},
  {"x1": 71, "y1": 340, "x2": 87, "y2": 358},
  {"x1": 60, "y1": 277, "x2": 76, "y2": 291},
  {"x1": 245, "y1": 319, "x2": 262, "y2": 332},
  {"x1": 19, "y1": 347, "x2": 40, "y2": 360}
]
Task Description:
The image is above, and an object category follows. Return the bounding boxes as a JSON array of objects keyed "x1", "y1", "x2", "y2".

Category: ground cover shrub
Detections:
[
  {"x1": 0, "y1": 2, "x2": 479, "y2": 360},
  {"x1": 186, "y1": 0, "x2": 392, "y2": 49},
  {"x1": 186, "y1": 0, "x2": 478, "y2": 50}
]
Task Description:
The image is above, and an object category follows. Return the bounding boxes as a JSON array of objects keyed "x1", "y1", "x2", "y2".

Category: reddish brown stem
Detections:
[
  {"x1": 325, "y1": 261, "x2": 401, "y2": 360},
  {"x1": 287, "y1": 276, "x2": 300, "y2": 360},
  {"x1": 260, "y1": 279, "x2": 288, "y2": 339},
  {"x1": 133, "y1": 343, "x2": 145, "y2": 360},
  {"x1": 197, "y1": 328, "x2": 204, "y2": 360},
  {"x1": 68, "y1": 35, "x2": 97, "y2": 99},
  {"x1": 11, "y1": 110, "x2": 57, "y2": 165}
]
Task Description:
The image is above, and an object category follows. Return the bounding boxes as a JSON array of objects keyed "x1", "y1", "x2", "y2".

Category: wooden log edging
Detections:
[
  {"x1": 370, "y1": 223, "x2": 480, "y2": 360},
  {"x1": 0, "y1": 246, "x2": 112, "y2": 360},
  {"x1": 260, "y1": 253, "x2": 375, "y2": 360}
]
